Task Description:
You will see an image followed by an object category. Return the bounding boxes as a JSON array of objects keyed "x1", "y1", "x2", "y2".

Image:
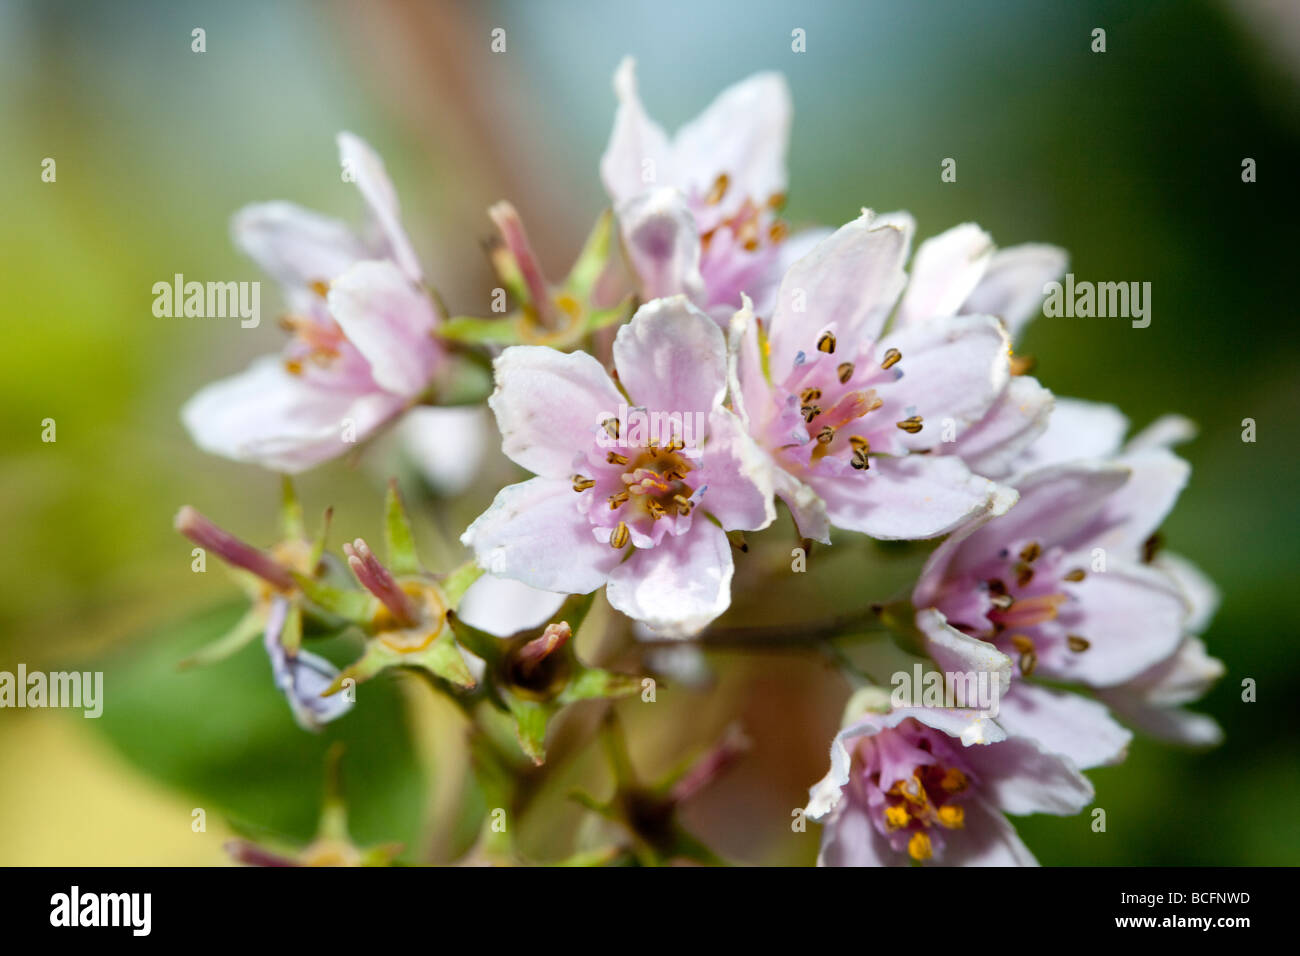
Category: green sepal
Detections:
[
  {"x1": 281, "y1": 599, "x2": 304, "y2": 656},
  {"x1": 438, "y1": 314, "x2": 525, "y2": 346},
  {"x1": 327, "y1": 628, "x2": 476, "y2": 696},
  {"x1": 557, "y1": 666, "x2": 640, "y2": 705},
  {"x1": 440, "y1": 560, "x2": 484, "y2": 609},
  {"x1": 445, "y1": 610, "x2": 503, "y2": 666},
  {"x1": 280, "y1": 476, "x2": 306, "y2": 540},
  {"x1": 506, "y1": 696, "x2": 551, "y2": 765},
  {"x1": 292, "y1": 572, "x2": 372, "y2": 625},
  {"x1": 177, "y1": 605, "x2": 264, "y2": 670},
  {"x1": 560, "y1": 209, "x2": 614, "y2": 298},
  {"x1": 383, "y1": 480, "x2": 422, "y2": 577}
]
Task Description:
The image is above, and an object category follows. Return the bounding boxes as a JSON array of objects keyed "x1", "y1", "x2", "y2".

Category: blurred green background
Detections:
[{"x1": 1, "y1": 0, "x2": 1297, "y2": 865}]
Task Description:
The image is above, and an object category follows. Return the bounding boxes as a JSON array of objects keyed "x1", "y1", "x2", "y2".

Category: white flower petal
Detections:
[
  {"x1": 896, "y1": 223, "x2": 995, "y2": 326},
  {"x1": 604, "y1": 520, "x2": 733, "y2": 637},
  {"x1": 337, "y1": 131, "x2": 422, "y2": 282},
  {"x1": 328, "y1": 260, "x2": 441, "y2": 397}
]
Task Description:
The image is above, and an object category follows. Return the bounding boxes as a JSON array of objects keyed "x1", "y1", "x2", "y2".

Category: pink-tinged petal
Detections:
[
  {"x1": 1097, "y1": 637, "x2": 1224, "y2": 746},
  {"x1": 725, "y1": 296, "x2": 773, "y2": 430},
  {"x1": 1126, "y1": 413, "x2": 1197, "y2": 452},
  {"x1": 817, "y1": 798, "x2": 895, "y2": 867},
  {"x1": 1086, "y1": 447, "x2": 1189, "y2": 557},
  {"x1": 327, "y1": 260, "x2": 441, "y2": 397},
  {"x1": 966, "y1": 734, "x2": 1094, "y2": 815},
  {"x1": 456, "y1": 574, "x2": 566, "y2": 638},
  {"x1": 616, "y1": 189, "x2": 705, "y2": 301},
  {"x1": 613, "y1": 295, "x2": 726, "y2": 414},
  {"x1": 231, "y1": 201, "x2": 366, "y2": 292},
  {"x1": 396, "y1": 405, "x2": 490, "y2": 495},
  {"x1": 960, "y1": 243, "x2": 1068, "y2": 341},
  {"x1": 772, "y1": 467, "x2": 830, "y2": 544},
  {"x1": 948, "y1": 376, "x2": 1054, "y2": 479},
  {"x1": 337, "y1": 131, "x2": 422, "y2": 282},
  {"x1": 745, "y1": 226, "x2": 834, "y2": 319},
  {"x1": 1014, "y1": 398, "x2": 1128, "y2": 472},
  {"x1": 460, "y1": 477, "x2": 620, "y2": 594},
  {"x1": 768, "y1": 210, "x2": 909, "y2": 374},
  {"x1": 487, "y1": 346, "x2": 625, "y2": 478},
  {"x1": 600, "y1": 57, "x2": 673, "y2": 206},
  {"x1": 896, "y1": 223, "x2": 995, "y2": 326},
  {"x1": 996, "y1": 683, "x2": 1132, "y2": 769},
  {"x1": 940, "y1": 796, "x2": 1039, "y2": 866},
  {"x1": 698, "y1": 407, "x2": 776, "y2": 531},
  {"x1": 1155, "y1": 552, "x2": 1219, "y2": 634},
  {"x1": 875, "y1": 314, "x2": 1011, "y2": 451},
  {"x1": 1050, "y1": 560, "x2": 1188, "y2": 686},
  {"x1": 806, "y1": 705, "x2": 1005, "y2": 821},
  {"x1": 181, "y1": 356, "x2": 402, "y2": 473},
  {"x1": 814, "y1": 455, "x2": 1007, "y2": 541},
  {"x1": 938, "y1": 462, "x2": 1129, "y2": 581},
  {"x1": 604, "y1": 520, "x2": 733, "y2": 636},
  {"x1": 670, "y1": 71, "x2": 791, "y2": 217},
  {"x1": 916, "y1": 608, "x2": 1013, "y2": 704}
]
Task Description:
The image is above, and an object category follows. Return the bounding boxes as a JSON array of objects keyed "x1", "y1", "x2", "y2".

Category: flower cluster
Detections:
[{"x1": 174, "y1": 58, "x2": 1222, "y2": 866}]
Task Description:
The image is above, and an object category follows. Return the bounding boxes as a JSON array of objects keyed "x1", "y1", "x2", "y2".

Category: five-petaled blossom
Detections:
[
  {"x1": 728, "y1": 209, "x2": 1020, "y2": 543},
  {"x1": 462, "y1": 295, "x2": 775, "y2": 636},
  {"x1": 805, "y1": 695, "x2": 1093, "y2": 866},
  {"x1": 600, "y1": 58, "x2": 826, "y2": 322},
  {"x1": 182, "y1": 132, "x2": 445, "y2": 472}
]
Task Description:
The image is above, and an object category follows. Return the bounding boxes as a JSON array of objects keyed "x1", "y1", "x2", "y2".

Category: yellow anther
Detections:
[{"x1": 908, "y1": 831, "x2": 933, "y2": 861}]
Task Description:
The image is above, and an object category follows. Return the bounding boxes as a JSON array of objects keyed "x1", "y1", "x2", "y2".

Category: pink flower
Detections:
[
  {"x1": 600, "y1": 58, "x2": 825, "y2": 321},
  {"x1": 728, "y1": 210, "x2": 1015, "y2": 542},
  {"x1": 182, "y1": 133, "x2": 445, "y2": 473},
  {"x1": 888, "y1": 220, "x2": 1068, "y2": 479},
  {"x1": 805, "y1": 698, "x2": 1092, "y2": 866},
  {"x1": 461, "y1": 296, "x2": 775, "y2": 635}
]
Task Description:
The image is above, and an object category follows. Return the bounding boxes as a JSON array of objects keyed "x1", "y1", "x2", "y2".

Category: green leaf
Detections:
[{"x1": 87, "y1": 603, "x2": 426, "y2": 858}]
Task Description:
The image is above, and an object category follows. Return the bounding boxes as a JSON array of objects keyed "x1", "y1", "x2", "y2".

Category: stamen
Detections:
[
  {"x1": 881, "y1": 348, "x2": 902, "y2": 370},
  {"x1": 908, "y1": 831, "x2": 933, "y2": 862},
  {"x1": 800, "y1": 387, "x2": 822, "y2": 404},
  {"x1": 609, "y1": 522, "x2": 630, "y2": 550},
  {"x1": 884, "y1": 806, "x2": 910, "y2": 830},
  {"x1": 936, "y1": 805, "x2": 965, "y2": 829},
  {"x1": 705, "y1": 173, "x2": 729, "y2": 205},
  {"x1": 673, "y1": 494, "x2": 694, "y2": 515},
  {"x1": 601, "y1": 417, "x2": 619, "y2": 440},
  {"x1": 849, "y1": 435, "x2": 870, "y2": 471},
  {"x1": 989, "y1": 593, "x2": 1014, "y2": 610},
  {"x1": 1067, "y1": 635, "x2": 1091, "y2": 653},
  {"x1": 1064, "y1": 568, "x2": 1087, "y2": 582},
  {"x1": 766, "y1": 192, "x2": 787, "y2": 210},
  {"x1": 940, "y1": 768, "x2": 968, "y2": 793},
  {"x1": 816, "y1": 425, "x2": 835, "y2": 445},
  {"x1": 647, "y1": 500, "x2": 666, "y2": 520},
  {"x1": 837, "y1": 362, "x2": 854, "y2": 384},
  {"x1": 896, "y1": 416, "x2": 924, "y2": 433},
  {"x1": 1009, "y1": 353, "x2": 1036, "y2": 376},
  {"x1": 1019, "y1": 542, "x2": 1041, "y2": 563},
  {"x1": 1142, "y1": 532, "x2": 1163, "y2": 563},
  {"x1": 608, "y1": 491, "x2": 629, "y2": 510},
  {"x1": 1010, "y1": 634, "x2": 1035, "y2": 655},
  {"x1": 1019, "y1": 651, "x2": 1038, "y2": 676},
  {"x1": 606, "y1": 451, "x2": 628, "y2": 466},
  {"x1": 801, "y1": 404, "x2": 823, "y2": 423},
  {"x1": 768, "y1": 221, "x2": 788, "y2": 243},
  {"x1": 572, "y1": 475, "x2": 595, "y2": 492},
  {"x1": 816, "y1": 331, "x2": 836, "y2": 354},
  {"x1": 309, "y1": 279, "x2": 330, "y2": 299},
  {"x1": 1015, "y1": 563, "x2": 1035, "y2": 588},
  {"x1": 284, "y1": 359, "x2": 304, "y2": 376}
]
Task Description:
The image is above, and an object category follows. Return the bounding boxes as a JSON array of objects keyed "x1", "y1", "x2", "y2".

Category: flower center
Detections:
[
  {"x1": 881, "y1": 764, "x2": 970, "y2": 862},
  {"x1": 572, "y1": 440, "x2": 698, "y2": 550},
  {"x1": 976, "y1": 541, "x2": 1092, "y2": 675}
]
